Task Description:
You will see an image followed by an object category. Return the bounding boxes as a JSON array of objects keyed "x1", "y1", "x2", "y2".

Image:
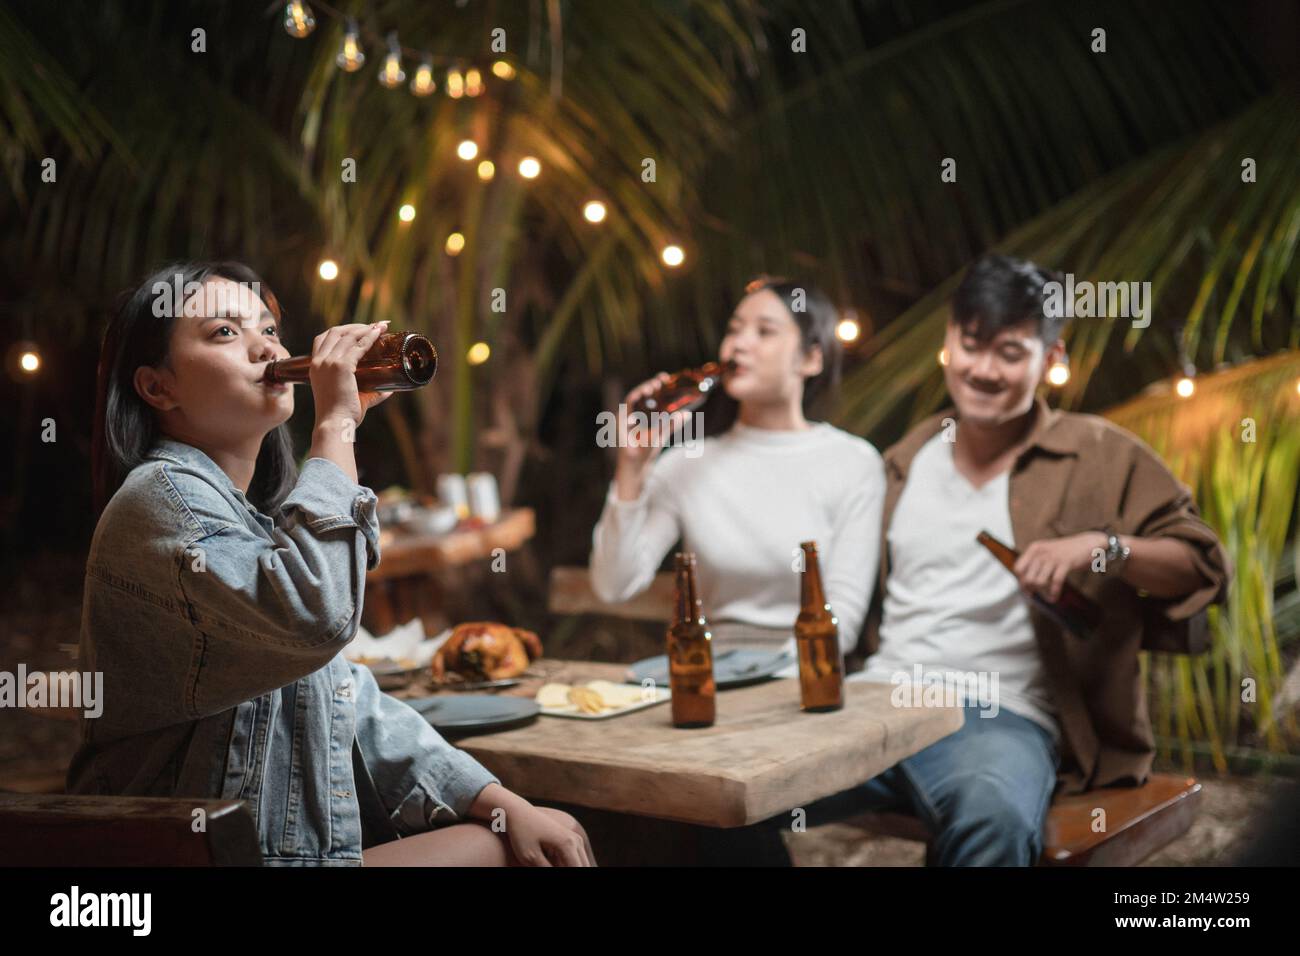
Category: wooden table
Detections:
[
  {"x1": 393, "y1": 659, "x2": 964, "y2": 864},
  {"x1": 363, "y1": 508, "x2": 535, "y2": 635}
]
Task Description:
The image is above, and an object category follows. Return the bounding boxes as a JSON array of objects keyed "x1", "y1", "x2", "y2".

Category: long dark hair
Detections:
[
  {"x1": 704, "y1": 275, "x2": 844, "y2": 435},
  {"x1": 91, "y1": 261, "x2": 298, "y2": 518}
]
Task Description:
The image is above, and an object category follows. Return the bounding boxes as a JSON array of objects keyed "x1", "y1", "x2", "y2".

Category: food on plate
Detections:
[
  {"x1": 535, "y1": 680, "x2": 653, "y2": 714},
  {"x1": 351, "y1": 655, "x2": 417, "y2": 669},
  {"x1": 431, "y1": 621, "x2": 543, "y2": 682}
]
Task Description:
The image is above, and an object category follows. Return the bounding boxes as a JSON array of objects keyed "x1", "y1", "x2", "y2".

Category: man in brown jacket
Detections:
[{"x1": 813, "y1": 254, "x2": 1229, "y2": 865}]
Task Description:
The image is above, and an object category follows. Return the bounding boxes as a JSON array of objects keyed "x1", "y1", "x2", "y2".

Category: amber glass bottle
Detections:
[
  {"x1": 633, "y1": 361, "x2": 734, "y2": 416},
  {"x1": 667, "y1": 552, "x2": 716, "y2": 728},
  {"x1": 263, "y1": 331, "x2": 438, "y2": 392},
  {"x1": 795, "y1": 541, "x2": 844, "y2": 712},
  {"x1": 975, "y1": 530, "x2": 1100, "y2": 639}
]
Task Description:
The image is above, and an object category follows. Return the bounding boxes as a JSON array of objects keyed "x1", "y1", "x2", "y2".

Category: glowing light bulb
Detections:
[
  {"x1": 661, "y1": 245, "x2": 685, "y2": 268},
  {"x1": 467, "y1": 342, "x2": 491, "y2": 365},
  {"x1": 283, "y1": 1, "x2": 316, "y2": 38},
  {"x1": 836, "y1": 318, "x2": 861, "y2": 343},
  {"x1": 336, "y1": 19, "x2": 365, "y2": 71},
  {"x1": 583, "y1": 200, "x2": 607, "y2": 223},
  {"x1": 491, "y1": 60, "x2": 516, "y2": 80},
  {"x1": 477, "y1": 160, "x2": 495, "y2": 181},
  {"x1": 398, "y1": 204, "x2": 416, "y2": 222},
  {"x1": 19, "y1": 351, "x2": 40, "y2": 373},
  {"x1": 318, "y1": 259, "x2": 339, "y2": 281},
  {"x1": 378, "y1": 33, "x2": 405, "y2": 89},
  {"x1": 445, "y1": 67, "x2": 464, "y2": 99},
  {"x1": 1175, "y1": 376, "x2": 1195, "y2": 398},
  {"x1": 1046, "y1": 360, "x2": 1071, "y2": 386},
  {"x1": 445, "y1": 232, "x2": 465, "y2": 255},
  {"x1": 410, "y1": 57, "x2": 436, "y2": 96},
  {"x1": 457, "y1": 140, "x2": 479, "y2": 161},
  {"x1": 938, "y1": 348, "x2": 949, "y2": 367},
  {"x1": 517, "y1": 156, "x2": 541, "y2": 179},
  {"x1": 464, "y1": 68, "x2": 484, "y2": 97}
]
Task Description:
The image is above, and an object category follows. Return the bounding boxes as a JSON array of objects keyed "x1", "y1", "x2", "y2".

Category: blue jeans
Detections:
[{"x1": 804, "y1": 705, "x2": 1060, "y2": 866}]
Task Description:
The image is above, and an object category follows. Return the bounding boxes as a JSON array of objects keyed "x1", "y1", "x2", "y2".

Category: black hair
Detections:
[
  {"x1": 951, "y1": 254, "x2": 1067, "y2": 345},
  {"x1": 91, "y1": 261, "x2": 297, "y2": 518},
  {"x1": 706, "y1": 274, "x2": 844, "y2": 434}
]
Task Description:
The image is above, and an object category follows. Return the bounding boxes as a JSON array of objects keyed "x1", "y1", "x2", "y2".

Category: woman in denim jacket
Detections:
[{"x1": 68, "y1": 261, "x2": 594, "y2": 866}]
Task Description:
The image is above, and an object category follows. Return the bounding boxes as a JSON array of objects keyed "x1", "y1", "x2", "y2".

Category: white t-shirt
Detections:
[
  {"x1": 590, "y1": 421, "x2": 886, "y2": 657},
  {"x1": 857, "y1": 432, "x2": 1059, "y2": 738}
]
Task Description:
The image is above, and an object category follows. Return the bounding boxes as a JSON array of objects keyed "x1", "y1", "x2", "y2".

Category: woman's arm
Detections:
[
  {"x1": 169, "y1": 458, "x2": 380, "y2": 711},
  {"x1": 824, "y1": 448, "x2": 887, "y2": 653},
  {"x1": 589, "y1": 459, "x2": 683, "y2": 604}
]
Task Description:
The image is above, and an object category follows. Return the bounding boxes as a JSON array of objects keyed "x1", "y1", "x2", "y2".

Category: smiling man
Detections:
[{"x1": 810, "y1": 254, "x2": 1230, "y2": 866}]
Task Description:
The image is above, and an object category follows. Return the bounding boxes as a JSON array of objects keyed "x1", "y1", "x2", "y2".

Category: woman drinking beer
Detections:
[{"x1": 590, "y1": 276, "x2": 886, "y2": 664}]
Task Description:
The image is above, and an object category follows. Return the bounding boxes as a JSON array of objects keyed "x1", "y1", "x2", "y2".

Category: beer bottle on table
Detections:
[
  {"x1": 263, "y1": 331, "x2": 438, "y2": 392},
  {"x1": 633, "y1": 361, "x2": 734, "y2": 416},
  {"x1": 795, "y1": 541, "x2": 844, "y2": 712},
  {"x1": 667, "y1": 552, "x2": 716, "y2": 728},
  {"x1": 975, "y1": 530, "x2": 1101, "y2": 640}
]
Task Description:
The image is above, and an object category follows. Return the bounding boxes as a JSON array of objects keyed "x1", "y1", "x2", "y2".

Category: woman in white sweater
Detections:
[{"x1": 590, "y1": 277, "x2": 886, "y2": 662}]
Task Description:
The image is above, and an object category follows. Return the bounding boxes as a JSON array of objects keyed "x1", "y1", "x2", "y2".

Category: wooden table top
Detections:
[
  {"x1": 368, "y1": 507, "x2": 535, "y2": 581},
  {"x1": 394, "y1": 659, "x2": 964, "y2": 828}
]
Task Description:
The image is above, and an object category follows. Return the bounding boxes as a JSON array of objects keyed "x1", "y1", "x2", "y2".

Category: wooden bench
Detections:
[
  {"x1": 854, "y1": 774, "x2": 1203, "y2": 866},
  {"x1": 0, "y1": 794, "x2": 262, "y2": 866},
  {"x1": 547, "y1": 564, "x2": 1205, "y2": 866}
]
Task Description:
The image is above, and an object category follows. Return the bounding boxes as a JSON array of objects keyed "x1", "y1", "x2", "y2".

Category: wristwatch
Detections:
[{"x1": 1103, "y1": 527, "x2": 1131, "y2": 573}]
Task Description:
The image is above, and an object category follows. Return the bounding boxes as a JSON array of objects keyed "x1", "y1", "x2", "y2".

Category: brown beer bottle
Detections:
[
  {"x1": 975, "y1": 530, "x2": 1101, "y2": 639},
  {"x1": 667, "y1": 552, "x2": 716, "y2": 728},
  {"x1": 795, "y1": 541, "x2": 844, "y2": 712},
  {"x1": 263, "y1": 331, "x2": 438, "y2": 392},
  {"x1": 633, "y1": 361, "x2": 735, "y2": 416}
]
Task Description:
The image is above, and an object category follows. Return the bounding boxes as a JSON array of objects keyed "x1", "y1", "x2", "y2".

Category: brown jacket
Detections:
[{"x1": 857, "y1": 396, "x2": 1230, "y2": 794}]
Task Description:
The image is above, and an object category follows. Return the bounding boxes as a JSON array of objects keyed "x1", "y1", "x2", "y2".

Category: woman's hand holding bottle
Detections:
[
  {"x1": 613, "y1": 373, "x2": 691, "y2": 501},
  {"x1": 307, "y1": 321, "x2": 393, "y2": 483}
]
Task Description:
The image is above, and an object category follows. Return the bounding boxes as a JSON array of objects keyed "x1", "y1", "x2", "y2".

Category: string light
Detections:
[
  {"x1": 445, "y1": 232, "x2": 465, "y2": 255},
  {"x1": 378, "y1": 32, "x2": 405, "y2": 88},
  {"x1": 1046, "y1": 353, "x2": 1071, "y2": 386},
  {"x1": 318, "y1": 259, "x2": 339, "y2": 280},
  {"x1": 477, "y1": 160, "x2": 495, "y2": 181},
  {"x1": 336, "y1": 18, "x2": 364, "y2": 71},
  {"x1": 19, "y1": 350, "x2": 40, "y2": 374},
  {"x1": 465, "y1": 67, "x2": 485, "y2": 97},
  {"x1": 938, "y1": 347, "x2": 949, "y2": 367},
  {"x1": 661, "y1": 245, "x2": 685, "y2": 268},
  {"x1": 518, "y1": 156, "x2": 541, "y2": 179},
  {"x1": 280, "y1": 6, "x2": 505, "y2": 102},
  {"x1": 445, "y1": 67, "x2": 465, "y2": 98},
  {"x1": 456, "y1": 140, "x2": 479, "y2": 161},
  {"x1": 1175, "y1": 361, "x2": 1196, "y2": 398},
  {"x1": 283, "y1": 1, "x2": 316, "y2": 38},
  {"x1": 467, "y1": 342, "x2": 491, "y2": 365},
  {"x1": 583, "y1": 200, "x2": 607, "y2": 223},
  {"x1": 398, "y1": 204, "x2": 416, "y2": 222},
  {"x1": 410, "y1": 56, "x2": 436, "y2": 96},
  {"x1": 836, "y1": 315, "x2": 861, "y2": 343}
]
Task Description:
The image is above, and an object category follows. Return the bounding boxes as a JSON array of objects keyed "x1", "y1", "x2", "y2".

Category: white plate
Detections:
[{"x1": 540, "y1": 685, "x2": 671, "y2": 720}]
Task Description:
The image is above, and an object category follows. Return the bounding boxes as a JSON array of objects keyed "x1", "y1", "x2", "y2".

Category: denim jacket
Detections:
[{"x1": 67, "y1": 438, "x2": 499, "y2": 865}]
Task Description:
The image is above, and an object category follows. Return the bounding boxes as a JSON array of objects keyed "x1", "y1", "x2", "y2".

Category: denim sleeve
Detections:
[
  {"x1": 169, "y1": 457, "x2": 380, "y2": 674},
  {"x1": 348, "y1": 661, "x2": 500, "y2": 834}
]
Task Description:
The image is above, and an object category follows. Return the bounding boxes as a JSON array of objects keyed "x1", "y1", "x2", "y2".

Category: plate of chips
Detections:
[{"x1": 534, "y1": 679, "x2": 670, "y2": 719}]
